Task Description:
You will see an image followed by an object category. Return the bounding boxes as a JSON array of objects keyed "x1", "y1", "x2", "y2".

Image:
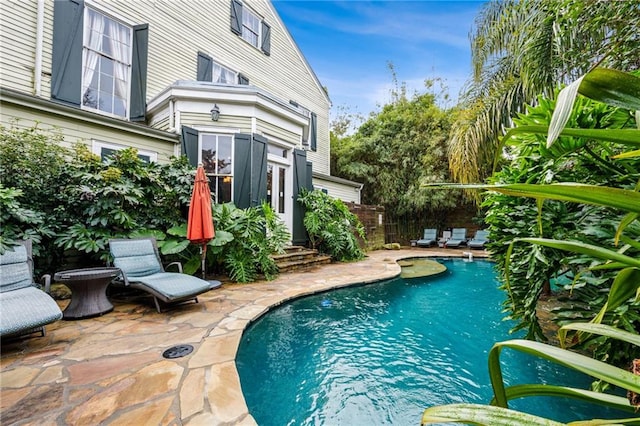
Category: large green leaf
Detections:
[
  {"x1": 421, "y1": 403, "x2": 563, "y2": 426},
  {"x1": 496, "y1": 384, "x2": 636, "y2": 413},
  {"x1": 547, "y1": 76, "x2": 584, "y2": 148},
  {"x1": 443, "y1": 183, "x2": 640, "y2": 214},
  {"x1": 558, "y1": 323, "x2": 640, "y2": 348},
  {"x1": 578, "y1": 68, "x2": 640, "y2": 111},
  {"x1": 501, "y1": 126, "x2": 640, "y2": 147},
  {"x1": 515, "y1": 238, "x2": 640, "y2": 268},
  {"x1": 546, "y1": 68, "x2": 640, "y2": 146},
  {"x1": 160, "y1": 238, "x2": 190, "y2": 255},
  {"x1": 590, "y1": 268, "x2": 640, "y2": 325},
  {"x1": 488, "y1": 340, "x2": 640, "y2": 408}
]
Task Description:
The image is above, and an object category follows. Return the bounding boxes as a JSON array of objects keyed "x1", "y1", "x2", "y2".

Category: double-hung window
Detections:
[
  {"x1": 241, "y1": 8, "x2": 260, "y2": 48},
  {"x1": 82, "y1": 8, "x2": 132, "y2": 118},
  {"x1": 201, "y1": 134, "x2": 234, "y2": 203},
  {"x1": 230, "y1": 0, "x2": 271, "y2": 55},
  {"x1": 52, "y1": 0, "x2": 148, "y2": 121}
]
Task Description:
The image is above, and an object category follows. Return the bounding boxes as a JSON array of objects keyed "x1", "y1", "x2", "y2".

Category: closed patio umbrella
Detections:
[{"x1": 187, "y1": 164, "x2": 215, "y2": 280}]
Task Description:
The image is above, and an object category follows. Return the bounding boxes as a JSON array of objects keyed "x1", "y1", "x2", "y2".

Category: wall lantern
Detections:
[{"x1": 210, "y1": 104, "x2": 220, "y2": 121}]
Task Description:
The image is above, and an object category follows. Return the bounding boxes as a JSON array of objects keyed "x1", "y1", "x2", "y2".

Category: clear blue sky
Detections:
[{"x1": 272, "y1": 0, "x2": 486, "y2": 118}]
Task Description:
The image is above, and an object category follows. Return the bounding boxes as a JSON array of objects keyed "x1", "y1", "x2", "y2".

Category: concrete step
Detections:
[
  {"x1": 271, "y1": 248, "x2": 319, "y2": 263},
  {"x1": 275, "y1": 254, "x2": 332, "y2": 273}
]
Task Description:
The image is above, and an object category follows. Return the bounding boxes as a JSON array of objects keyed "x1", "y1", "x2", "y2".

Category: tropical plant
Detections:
[
  {"x1": 54, "y1": 145, "x2": 189, "y2": 263},
  {"x1": 205, "y1": 202, "x2": 285, "y2": 282},
  {"x1": 297, "y1": 189, "x2": 365, "y2": 262},
  {"x1": 482, "y1": 87, "x2": 638, "y2": 342},
  {"x1": 422, "y1": 68, "x2": 640, "y2": 424},
  {"x1": 450, "y1": 0, "x2": 640, "y2": 189}
]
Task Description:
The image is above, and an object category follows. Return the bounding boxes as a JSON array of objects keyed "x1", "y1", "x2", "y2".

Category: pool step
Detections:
[{"x1": 271, "y1": 246, "x2": 332, "y2": 273}]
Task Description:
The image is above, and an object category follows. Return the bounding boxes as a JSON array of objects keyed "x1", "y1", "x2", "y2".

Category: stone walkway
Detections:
[{"x1": 1, "y1": 248, "x2": 487, "y2": 425}]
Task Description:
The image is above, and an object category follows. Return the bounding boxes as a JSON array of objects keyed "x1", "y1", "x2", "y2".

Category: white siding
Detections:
[
  {"x1": 0, "y1": 1, "x2": 39, "y2": 93},
  {"x1": 313, "y1": 178, "x2": 362, "y2": 204},
  {"x1": 1, "y1": 102, "x2": 177, "y2": 163}
]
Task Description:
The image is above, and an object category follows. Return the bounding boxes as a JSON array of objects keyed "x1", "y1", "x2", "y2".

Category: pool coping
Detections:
[{"x1": 0, "y1": 248, "x2": 489, "y2": 425}]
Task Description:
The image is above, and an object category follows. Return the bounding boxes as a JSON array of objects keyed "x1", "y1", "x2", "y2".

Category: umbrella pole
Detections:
[{"x1": 201, "y1": 244, "x2": 207, "y2": 280}]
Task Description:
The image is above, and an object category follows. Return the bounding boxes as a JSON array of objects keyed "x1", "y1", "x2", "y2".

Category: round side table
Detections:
[{"x1": 54, "y1": 267, "x2": 121, "y2": 320}]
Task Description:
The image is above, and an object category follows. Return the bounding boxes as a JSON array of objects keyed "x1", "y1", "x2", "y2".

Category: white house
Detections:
[{"x1": 0, "y1": 0, "x2": 362, "y2": 245}]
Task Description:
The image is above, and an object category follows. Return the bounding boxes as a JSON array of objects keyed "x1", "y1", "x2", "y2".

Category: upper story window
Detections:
[
  {"x1": 82, "y1": 8, "x2": 132, "y2": 118},
  {"x1": 212, "y1": 61, "x2": 237, "y2": 84},
  {"x1": 241, "y1": 7, "x2": 260, "y2": 47},
  {"x1": 290, "y1": 101, "x2": 317, "y2": 152},
  {"x1": 51, "y1": 0, "x2": 148, "y2": 121},
  {"x1": 230, "y1": 0, "x2": 271, "y2": 56},
  {"x1": 197, "y1": 52, "x2": 245, "y2": 85}
]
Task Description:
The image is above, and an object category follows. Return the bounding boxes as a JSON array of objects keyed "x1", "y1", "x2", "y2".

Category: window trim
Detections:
[
  {"x1": 92, "y1": 140, "x2": 157, "y2": 162},
  {"x1": 81, "y1": 6, "x2": 134, "y2": 119}
]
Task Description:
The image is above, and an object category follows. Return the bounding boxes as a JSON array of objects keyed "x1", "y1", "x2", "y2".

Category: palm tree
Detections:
[{"x1": 450, "y1": 0, "x2": 640, "y2": 189}]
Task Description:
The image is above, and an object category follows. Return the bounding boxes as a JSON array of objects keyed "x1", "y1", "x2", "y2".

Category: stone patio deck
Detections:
[{"x1": 1, "y1": 248, "x2": 488, "y2": 425}]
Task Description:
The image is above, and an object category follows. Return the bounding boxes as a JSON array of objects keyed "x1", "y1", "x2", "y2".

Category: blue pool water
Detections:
[{"x1": 236, "y1": 259, "x2": 622, "y2": 425}]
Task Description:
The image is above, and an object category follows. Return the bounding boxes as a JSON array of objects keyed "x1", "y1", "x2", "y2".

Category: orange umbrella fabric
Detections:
[{"x1": 187, "y1": 165, "x2": 215, "y2": 279}]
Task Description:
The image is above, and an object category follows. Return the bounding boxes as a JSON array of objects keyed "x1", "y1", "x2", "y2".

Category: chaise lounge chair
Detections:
[
  {"x1": 439, "y1": 228, "x2": 467, "y2": 248},
  {"x1": 109, "y1": 237, "x2": 221, "y2": 312},
  {"x1": 0, "y1": 240, "x2": 63, "y2": 339},
  {"x1": 468, "y1": 230, "x2": 490, "y2": 249},
  {"x1": 416, "y1": 229, "x2": 437, "y2": 247}
]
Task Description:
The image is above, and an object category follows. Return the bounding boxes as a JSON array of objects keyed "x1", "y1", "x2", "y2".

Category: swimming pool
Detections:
[{"x1": 236, "y1": 259, "x2": 620, "y2": 425}]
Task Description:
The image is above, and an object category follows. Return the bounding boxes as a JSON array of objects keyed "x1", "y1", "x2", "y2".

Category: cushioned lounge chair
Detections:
[
  {"x1": 416, "y1": 229, "x2": 437, "y2": 247},
  {"x1": 468, "y1": 230, "x2": 490, "y2": 249},
  {"x1": 439, "y1": 228, "x2": 467, "y2": 248},
  {"x1": 109, "y1": 238, "x2": 221, "y2": 312},
  {"x1": 0, "y1": 240, "x2": 63, "y2": 338}
]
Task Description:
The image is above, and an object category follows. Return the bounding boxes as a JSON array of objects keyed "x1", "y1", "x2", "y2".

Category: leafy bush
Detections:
[
  {"x1": 54, "y1": 145, "x2": 191, "y2": 263},
  {"x1": 208, "y1": 202, "x2": 289, "y2": 282},
  {"x1": 0, "y1": 123, "x2": 71, "y2": 267},
  {"x1": 0, "y1": 125, "x2": 290, "y2": 282},
  {"x1": 422, "y1": 68, "x2": 640, "y2": 424},
  {"x1": 297, "y1": 189, "x2": 365, "y2": 261},
  {"x1": 483, "y1": 91, "x2": 638, "y2": 342}
]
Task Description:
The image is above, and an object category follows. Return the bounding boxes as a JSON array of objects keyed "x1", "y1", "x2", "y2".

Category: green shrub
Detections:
[
  {"x1": 297, "y1": 189, "x2": 365, "y2": 261},
  {"x1": 0, "y1": 125, "x2": 289, "y2": 282}
]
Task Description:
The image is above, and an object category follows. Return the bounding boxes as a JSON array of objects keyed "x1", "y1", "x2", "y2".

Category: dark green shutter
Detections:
[
  {"x1": 306, "y1": 161, "x2": 313, "y2": 191},
  {"x1": 197, "y1": 52, "x2": 213, "y2": 81},
  {"x1": 261, "y1": 22, "x2": 271, "y2": 56},
  {"x1": 251, "y1": 134, "x2": 268, "y2": 206},
  {"x1": 181, "y1": 126, "x2": 199, "y2": 167},
  {"x1": 51, "y1": 0, "x2": 84, "y2": 106},
  {"x1": 238, "y1": 73, "x2": 249, "y2": 85},
  {"x1": 233, "y1": 133, "x2": 252, "y2": 208},
  {"x1": 309, "y1": 112, "x2": 317, "y2": 151},
  {"x1": 292, "y1": 148, "x2": 309, "y2": 246},
  {"x1": 130, "y1": 24, "x2": 148, "y2": 122},
  {"x1": 230, "y1": 0, "x2": 242, "y2": 35}
]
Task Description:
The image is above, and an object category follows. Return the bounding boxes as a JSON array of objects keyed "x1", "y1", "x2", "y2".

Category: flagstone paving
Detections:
[{"x1": 1, "y1": 248, "x2": 487, "y2": 425}]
